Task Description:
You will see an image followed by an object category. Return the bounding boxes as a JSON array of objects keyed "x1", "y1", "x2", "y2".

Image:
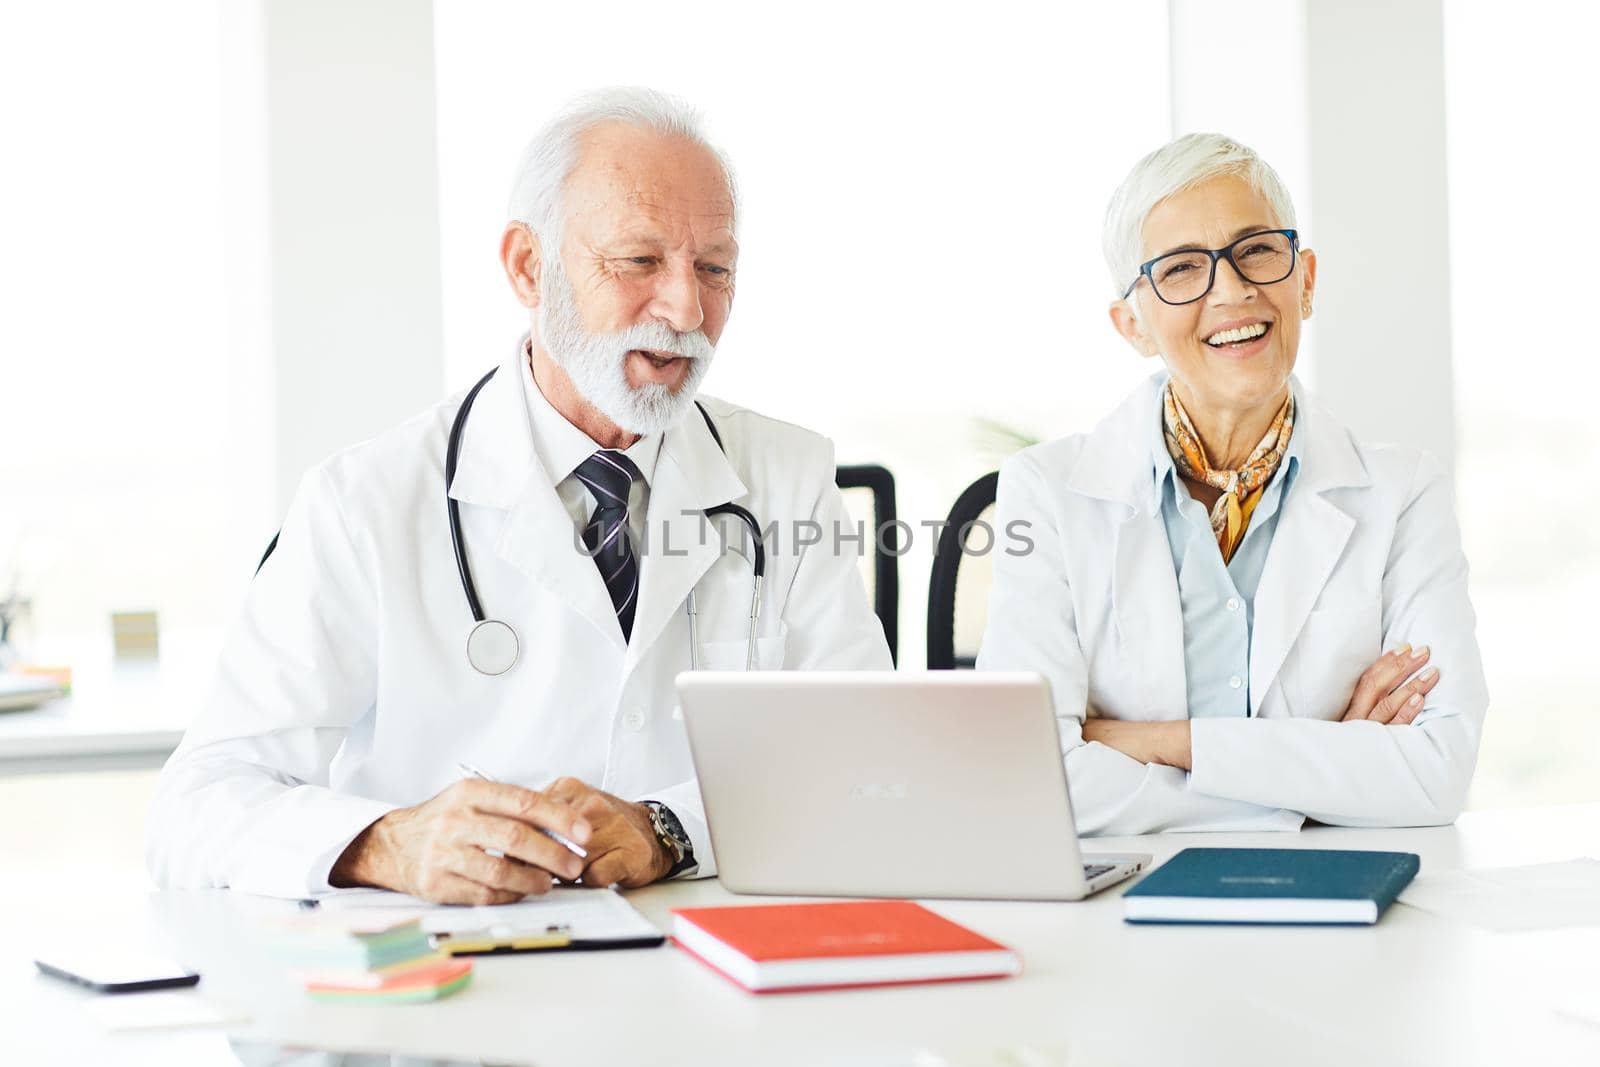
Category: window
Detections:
[
  {"x1": 1445, "y1": 0, "x2": 1600, "y2": 806},
  {"x1": 0, "y1": 1, "x2": 238, "y2": 651}
]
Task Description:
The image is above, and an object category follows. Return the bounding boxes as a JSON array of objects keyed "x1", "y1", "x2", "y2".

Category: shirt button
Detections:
[
  {"x1": 624, "y1": 710, "x2": 645, "y2": 731},
  {"x1": 1228, "y1": 675, "x2": 1243, "y2": 690},
  {"x1": 1226, "y1": 597, "x2": 1242, "y2": 613}
]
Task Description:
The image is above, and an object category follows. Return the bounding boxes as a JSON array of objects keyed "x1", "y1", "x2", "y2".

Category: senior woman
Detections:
[{"x1": 977, "y1": 133, "x2": 1488, "y2": 835}]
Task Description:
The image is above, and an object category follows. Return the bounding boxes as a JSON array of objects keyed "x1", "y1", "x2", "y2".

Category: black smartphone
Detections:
[{"x1": 34, "y1": 950, "x2": 201, "y2": 993}]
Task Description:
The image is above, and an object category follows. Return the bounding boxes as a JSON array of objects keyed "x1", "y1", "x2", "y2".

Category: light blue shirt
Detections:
[{"x1": 1152, "y1": 391, "x2": 1302, "y2": 718}]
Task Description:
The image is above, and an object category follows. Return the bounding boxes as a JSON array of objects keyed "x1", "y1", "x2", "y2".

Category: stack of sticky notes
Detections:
[{"x1": 269, "y1": 913, "x2": 472, "y2": 1002}]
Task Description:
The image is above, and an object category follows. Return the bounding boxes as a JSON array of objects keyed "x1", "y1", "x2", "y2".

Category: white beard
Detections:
[{"x1": 536, "y1": 256, "x2": 716, "y2": 436}]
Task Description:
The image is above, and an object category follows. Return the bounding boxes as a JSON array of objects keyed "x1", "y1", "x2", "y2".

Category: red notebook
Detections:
[{"x1": 670, "y1": 901, "x2": 1020, "y2": 993}]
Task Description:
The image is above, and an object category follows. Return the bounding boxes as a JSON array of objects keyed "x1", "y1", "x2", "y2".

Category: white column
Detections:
[
  {"x1": 220, "y1": 0, "x2": 277, "y2": 569},
  {"x1": 1167, "y1": 0, "x2": 1455, "y2": 464},
  {"x1": 226, "y1": 0, "x2": 446, "y2": 516},
  {"x1": 1303, "y1": 0, "x2": 1454, "y2": 465}
]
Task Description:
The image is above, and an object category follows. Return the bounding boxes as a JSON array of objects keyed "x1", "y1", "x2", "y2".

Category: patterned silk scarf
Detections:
[{"x1": 1162, "y1": 383, "x2": 1295, "y2": 564}]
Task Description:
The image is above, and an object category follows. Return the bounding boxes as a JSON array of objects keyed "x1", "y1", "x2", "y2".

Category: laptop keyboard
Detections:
[{"x1": 1082, "y1": 863, "x2": 1116, "y2": 880}]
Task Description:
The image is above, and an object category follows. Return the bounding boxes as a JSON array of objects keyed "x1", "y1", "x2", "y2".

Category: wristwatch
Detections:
[{"x1": 642, "y1": 800, "x2": 697, "y2": 879}]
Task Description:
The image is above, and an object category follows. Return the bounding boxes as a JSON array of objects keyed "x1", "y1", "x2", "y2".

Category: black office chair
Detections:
[
  {"x1": 255, "y1": 532, "x2": 279, "y2": 575},
  {"x1": 258, "y1": 467, "x2": 904, "y2": 665},
  {"x1": 835, "y1": 464, "x2": 901, "y2": 666},
  {"x1": 926, "y1": 470, "x2": 999, "y2": 670}
]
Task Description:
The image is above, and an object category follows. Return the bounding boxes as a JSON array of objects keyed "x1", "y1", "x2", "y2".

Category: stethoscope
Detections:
[{"x1": 448, "y1": 367, "x2": 766, "y2": 676}]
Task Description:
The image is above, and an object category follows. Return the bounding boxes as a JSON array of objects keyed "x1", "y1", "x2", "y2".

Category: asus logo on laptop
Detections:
[{"x1": 849, "y1": 783, "x2": 910, "y2": 800}]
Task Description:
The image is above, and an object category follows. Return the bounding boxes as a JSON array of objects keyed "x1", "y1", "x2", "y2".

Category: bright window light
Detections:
[
  {"x1": 1445, "y1": 0, "x2": 1600, "y2": 806},
  {"x1": 0, "y1": 1, "x2": 232, "y2": 644}
]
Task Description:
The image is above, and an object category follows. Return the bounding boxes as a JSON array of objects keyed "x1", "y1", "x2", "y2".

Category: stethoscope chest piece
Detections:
[
  {"x1": 466, "y1": 618, "x2": 519, "y2": 676},
  {"x1": 447, "y1": 366, "x2": 763, "y2": 677}
]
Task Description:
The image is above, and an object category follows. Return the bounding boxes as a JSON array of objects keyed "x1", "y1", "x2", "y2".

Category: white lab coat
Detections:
[
  {"x1": 977, "y1": 372, "x2": 1489, "y2": 835},
  {"x1": 147, "y1": 348, "x2": 891, "y2": 897}
]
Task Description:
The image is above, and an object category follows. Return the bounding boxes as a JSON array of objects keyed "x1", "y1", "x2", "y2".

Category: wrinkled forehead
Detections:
[
  {"x1": 564, "y1": 123, "x2": 736, "y2": 250},
  {"x1": 1141, "y1": 172, "x2": 1282, "y2": 257}
]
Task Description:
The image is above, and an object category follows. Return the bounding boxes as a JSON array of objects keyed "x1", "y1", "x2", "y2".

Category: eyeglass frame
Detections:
[{"x1": 1121, "y1": 228, "x2": 1301, "y2": 305}]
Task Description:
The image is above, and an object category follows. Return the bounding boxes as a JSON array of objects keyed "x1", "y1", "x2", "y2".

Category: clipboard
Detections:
[
  {"x1": 436, "y1": 929, "x2": 666, "y2": 956},
  {"x1": 437, "y1": 930, "x2": 572, "y2": 956},
  {"x1": 308, "y1": 887, "x2": 668, "y2": 957}
]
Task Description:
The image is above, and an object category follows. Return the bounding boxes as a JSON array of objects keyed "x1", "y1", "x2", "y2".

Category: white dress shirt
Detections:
[{"x1": 519, "y1": 348, "x2": 662, "y2": 555}]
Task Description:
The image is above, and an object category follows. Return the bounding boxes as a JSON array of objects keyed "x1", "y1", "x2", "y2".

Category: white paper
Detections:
[
  {"x1": 1555, "y1": 990, "x2": 1600, "y2": 1030},
  {"x1": 87, "y1": 991, "x2": 249, "y2": 1032},
  {"x1": 306, "y1": 886, "x2": 660, "y2": 940},
  {"x1": 1397, "y1": 858, "x2": 1600, "y2": 931},
  {"x1": 300, "y1": 887, "x2": 435, "y2": 909}
]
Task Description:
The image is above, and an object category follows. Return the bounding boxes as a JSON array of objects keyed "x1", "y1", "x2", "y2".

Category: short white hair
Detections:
[
  {"x1": 1102, "y1": 132, "x2": 1297, "y2": 298},
  {"x1": 506, "y1": 86, "x2": 738, "y2": 248}
]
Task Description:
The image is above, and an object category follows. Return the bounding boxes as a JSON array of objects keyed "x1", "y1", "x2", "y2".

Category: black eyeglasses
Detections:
[{"x1": 1123, "y1": 228, "x2": 1300, "y2": 305}]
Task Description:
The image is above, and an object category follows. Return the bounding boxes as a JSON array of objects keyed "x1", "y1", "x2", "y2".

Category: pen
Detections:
[{"x1": 457, "y1": 762, "x2": 588, "y2": 859}]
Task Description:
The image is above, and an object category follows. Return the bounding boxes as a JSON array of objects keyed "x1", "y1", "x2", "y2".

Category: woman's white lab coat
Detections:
[
  {"x1": 146, "y1": 349, "x2": 892, "y2": 897},
  {"x1": 977, "y1": 372, "x2": 1489, "y2": 835}
]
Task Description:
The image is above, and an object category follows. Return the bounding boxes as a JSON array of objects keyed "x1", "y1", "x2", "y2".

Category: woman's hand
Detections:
[
  {"x1": 1082, "y1": 644, "x2": 1438, "y2": 769},
  {"x1": 1082, "y1": 719, "x2": 1192, "y2": 769},
  {"x1": 1341, "y1": 644, "x2": 1439, "y2": 725}
]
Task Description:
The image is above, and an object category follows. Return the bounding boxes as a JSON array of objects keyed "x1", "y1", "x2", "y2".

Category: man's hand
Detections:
[
  {"x1": 543, "y1": 777, "x2": 674, "y2": 889},
  {"x1": 330, "y1": 779, "x2": 592, "y2": 905},
  {"x1": 1342, "y1": 644, "x2": 1439, "y2": 725},
  {"x1": 1082, "y1": 719, "x2": 1192, "y2": 770}
]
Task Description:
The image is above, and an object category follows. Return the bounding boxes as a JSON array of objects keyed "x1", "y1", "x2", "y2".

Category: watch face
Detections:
[
  {"x1": 649, "y1": 803, "x2": 691, "y2": 859},
  {"x1": 658, "y1": 807, "x2": 688, "y2": 845}
]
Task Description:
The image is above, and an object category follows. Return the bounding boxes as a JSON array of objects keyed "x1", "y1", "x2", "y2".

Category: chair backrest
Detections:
[
  {"x1": 835, "y1": 464, "x2": 901, "y2": 665},
  {"x1": 255, "y1": 532, "x2": 278, "y2": 576},
  {"x1": 926, "y1": 471, "x2": 999, "y2": 670}
]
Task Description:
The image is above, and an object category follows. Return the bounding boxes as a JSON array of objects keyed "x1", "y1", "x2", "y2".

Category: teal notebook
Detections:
[{"x1": 1122, "y1": 848, "x2": 1419, "y2": 925}]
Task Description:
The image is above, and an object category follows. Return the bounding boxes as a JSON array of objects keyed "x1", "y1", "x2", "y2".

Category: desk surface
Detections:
[
  {"x1": 0, "y1": 631, "x2": 216, "y2": 773},
  {"x1": 7, "y1": 805, "x2": 1600, "y2": 1067}
]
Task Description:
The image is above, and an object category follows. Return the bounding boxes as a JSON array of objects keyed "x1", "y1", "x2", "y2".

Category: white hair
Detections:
[
  {"x1": 505, "y1": 86, "x2": 738, "y2": 246},
  {"x1": 1103, "y1": 132, "x2": 1297, "y2": 300}
]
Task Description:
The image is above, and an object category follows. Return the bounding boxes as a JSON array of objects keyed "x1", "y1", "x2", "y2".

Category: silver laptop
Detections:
[{"x1": 676, "y1": 671, "x2": 1149, "y2": 900}]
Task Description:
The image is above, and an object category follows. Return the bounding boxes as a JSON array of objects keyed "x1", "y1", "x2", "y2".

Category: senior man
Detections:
[{"x1": 147, "y1": 88, "x2": 891, "y2": 902}]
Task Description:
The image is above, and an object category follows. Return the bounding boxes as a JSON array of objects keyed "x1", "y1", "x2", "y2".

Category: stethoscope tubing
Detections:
[
  {"x1": 448, "y1": 366, "x2": 766, "y2": 675},
  {"x1": 445, "y1": 368, "x2": 499, "y2": 624}
]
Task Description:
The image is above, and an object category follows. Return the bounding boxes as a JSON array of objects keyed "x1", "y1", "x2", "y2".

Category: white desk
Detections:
[
  {"x1": 0, "y1": 631, "x2": 215, "y2": 774},
  {"x1": 8, "y1": 805, "x2": 1600, "y2": 1067}
]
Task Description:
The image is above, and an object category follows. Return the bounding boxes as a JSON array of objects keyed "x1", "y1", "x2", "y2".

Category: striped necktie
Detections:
[{"x1": 574, "y1": 450, "x2": 641, "y2": 642}]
